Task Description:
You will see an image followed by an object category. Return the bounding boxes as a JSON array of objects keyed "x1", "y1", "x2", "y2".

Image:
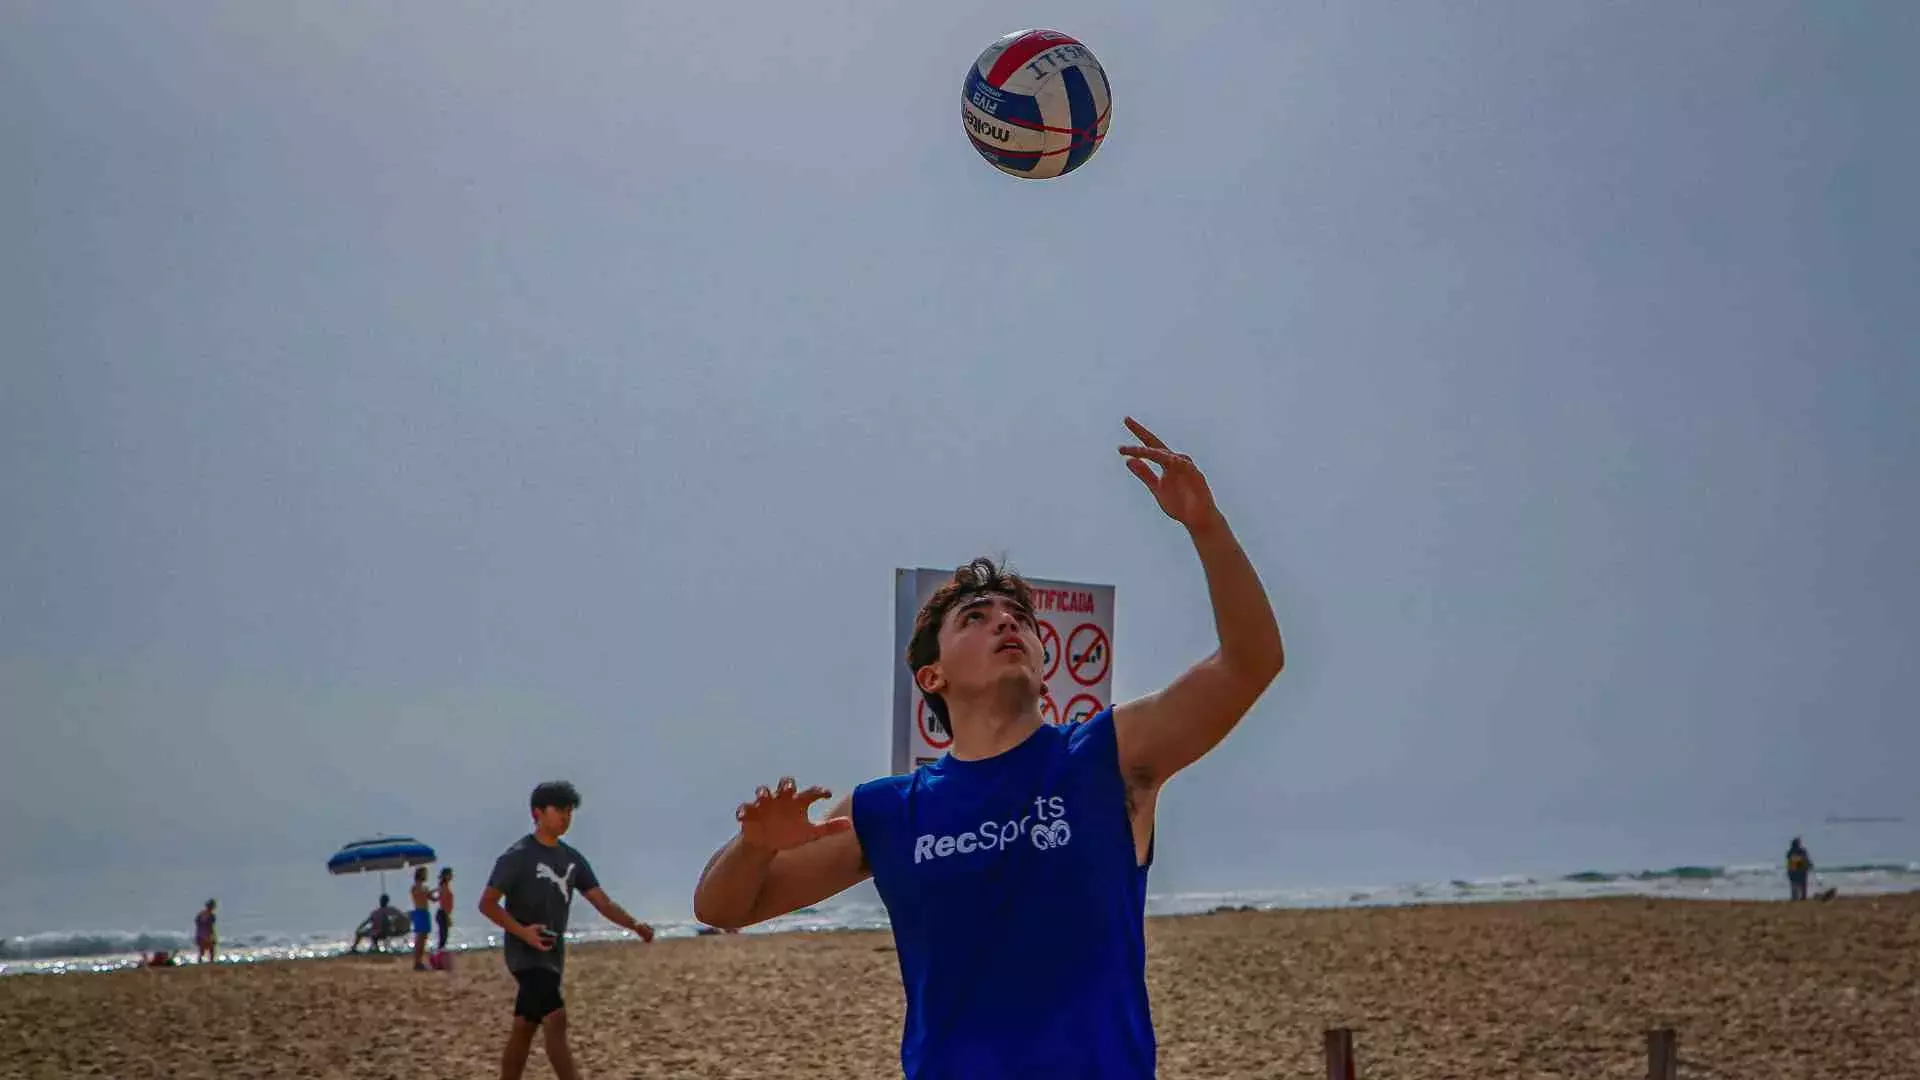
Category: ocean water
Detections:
[{"x1": 7, "y1": 860, "x2": 1916, "y2": 977}]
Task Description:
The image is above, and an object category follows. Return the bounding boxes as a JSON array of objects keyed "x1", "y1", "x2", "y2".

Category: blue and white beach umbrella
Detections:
[{"x1": 328, "y1": 836, "x2": 436, "y2": 891}]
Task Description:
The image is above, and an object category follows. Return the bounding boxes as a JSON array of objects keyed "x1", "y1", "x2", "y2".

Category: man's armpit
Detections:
[{"x1": 1122, "y1": 761, "x2": 1157, "y2": 819}]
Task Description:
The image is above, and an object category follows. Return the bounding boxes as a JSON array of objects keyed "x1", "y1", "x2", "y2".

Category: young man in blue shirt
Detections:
[{"x1": 692, "y1": 418, "x2": 1285, "y2": 1078}]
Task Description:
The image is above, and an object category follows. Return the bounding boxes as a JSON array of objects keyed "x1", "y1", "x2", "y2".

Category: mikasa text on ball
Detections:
[{"x1": 962, "y1": 29, "x2": 1111, "y2": 180}]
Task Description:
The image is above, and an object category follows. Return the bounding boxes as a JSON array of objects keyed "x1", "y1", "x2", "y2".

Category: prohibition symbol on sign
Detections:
[
  {"x1": 915, "y1": 696, "x2": 952, "y2": 750},
  {"x1": 1039, "y1": 691, "x2": 1059, "y2": 726},
  {"x1": 1067, "y1": 622, "x2": 1110, "y2": 686},
  {"x1": 1037, "y1": 620, "x2": 1062, "y2": 682},
  {"x1": 1063, "y1": 693, "x2": 1102, "y2": 725}
]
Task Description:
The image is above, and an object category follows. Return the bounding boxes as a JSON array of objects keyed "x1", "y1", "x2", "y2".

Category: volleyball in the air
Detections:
[{"x1": 962, "y1": 29, "x2": 1111, "y2": 180}]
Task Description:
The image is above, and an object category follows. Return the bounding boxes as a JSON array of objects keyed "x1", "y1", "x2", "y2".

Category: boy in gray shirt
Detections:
[{"x1": 481, "y1": 781, "x2": 654, "y2": 1080}]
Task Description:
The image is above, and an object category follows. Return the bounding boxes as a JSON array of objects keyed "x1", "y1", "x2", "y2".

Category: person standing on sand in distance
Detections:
[
  {"x1": 692, "y1": 418, "x2": 1287, "y2": 1079},
  {"x1": 480, "y1": 781, "x2": 656, "y2": 1080},
  {"x1": 432, "y1": 867, "x2": 456, "y2": 955},
  {"x1": 193, "y1": 899, "x2": 216, "y2": 964},
  {"x1": 409, "y1": 866, "x2": 434, "y2": 970},
  {"x1": 1786, "y1": 837, "x2": 1813, "y2": 901}
]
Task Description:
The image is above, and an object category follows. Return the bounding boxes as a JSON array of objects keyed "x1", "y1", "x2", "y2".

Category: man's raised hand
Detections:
[
  {"x1": 1118, "y1": 417, "x2": 1222, "y2": 531},
  {"x1": 736, "y1": 776, "x2": 852, "y2": 854}
]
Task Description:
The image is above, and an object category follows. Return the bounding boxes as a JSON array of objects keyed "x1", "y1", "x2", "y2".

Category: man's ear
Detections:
[{"x1": 914, "y1": 664, "x2": 945, "y2": 696}]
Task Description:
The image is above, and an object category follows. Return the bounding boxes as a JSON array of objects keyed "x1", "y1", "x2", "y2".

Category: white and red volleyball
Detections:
[{"x1": 962, "y1": 29, "x2": 1111, "y2": 180}]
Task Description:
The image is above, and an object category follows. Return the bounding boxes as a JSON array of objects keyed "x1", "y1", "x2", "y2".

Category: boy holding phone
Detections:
[{"x1": 480, "y1": 781, "x2": 655, "y2": 1080}]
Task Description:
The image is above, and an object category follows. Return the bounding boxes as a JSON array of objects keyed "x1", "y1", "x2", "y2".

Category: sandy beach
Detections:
[{"x1": 4, "y1": 894, "x2": 1916, "y2": 1079}]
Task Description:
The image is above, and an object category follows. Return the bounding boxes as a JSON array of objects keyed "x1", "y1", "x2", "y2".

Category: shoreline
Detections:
[
  {"x1": 5, "y1": 892, "x2": 1915, "y2": 1079},
  {"x1": 7, "y1": 881, "x2": 1915, "y2": 978}
]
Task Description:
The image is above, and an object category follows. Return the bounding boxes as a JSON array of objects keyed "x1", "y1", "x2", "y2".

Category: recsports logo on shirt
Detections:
[{"x1": 913, "y1": 796, "x2": 1072, "y2": 864}]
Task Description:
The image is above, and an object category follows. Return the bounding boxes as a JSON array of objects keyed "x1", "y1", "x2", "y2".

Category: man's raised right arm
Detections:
[{"x1": 692, "y1": 784, "x2": 869, "y2": 930}]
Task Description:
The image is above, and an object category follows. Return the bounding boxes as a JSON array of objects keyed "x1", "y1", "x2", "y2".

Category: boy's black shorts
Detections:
[{"x1": 513, "y1": 968, "x2": 564, "y2": 1023}]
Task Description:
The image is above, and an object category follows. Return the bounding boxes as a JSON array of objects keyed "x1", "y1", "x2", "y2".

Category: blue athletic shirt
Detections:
[{"x1": 852, "y1": 707, "x2": 1156, "y2": 1079}]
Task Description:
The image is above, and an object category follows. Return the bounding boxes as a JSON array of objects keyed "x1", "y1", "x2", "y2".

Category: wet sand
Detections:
[{"x1": 4, "y1": 894, "x2": 1916, "y2": 1079}]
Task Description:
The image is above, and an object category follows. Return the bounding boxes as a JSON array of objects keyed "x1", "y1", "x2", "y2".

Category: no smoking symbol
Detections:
[
  {"x1": 915, "y1": 696, "x2": 952, "y2": 750},
  {"x1": 1037, "y1": 620, "x2": 1061, "y2": 681},
  {"x1": 1067, "y1": 623, "x2": 1109, "y2": 686}
]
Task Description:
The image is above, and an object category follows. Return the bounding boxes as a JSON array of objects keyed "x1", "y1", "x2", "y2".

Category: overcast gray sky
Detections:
[{"x1": 4, "y1": 1, "x2": 1916, "y2": 936}]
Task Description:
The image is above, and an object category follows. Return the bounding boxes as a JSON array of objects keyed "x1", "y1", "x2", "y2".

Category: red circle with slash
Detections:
[
  {"x1": 916, "y1": 696, "x2": 952, "y2": 749},
  {"x1": 1067, "y1": 622, "x2": 1110, "y2": 686}
]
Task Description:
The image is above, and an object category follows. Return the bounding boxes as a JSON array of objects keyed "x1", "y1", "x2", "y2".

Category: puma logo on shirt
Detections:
[{"x1": 535, "y1": 862, "x2": 576, "y2": 897}]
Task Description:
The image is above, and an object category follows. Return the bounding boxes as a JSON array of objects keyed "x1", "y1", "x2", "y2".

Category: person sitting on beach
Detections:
[
  {"x1": 1786, "y1": 838, "x2": 1813, "y2": 901},
  {"x1": 193, "y1": 899, "x2": 217, "y2": 963},
  {"x1": 351, "y1": 894, "x2": 406, "y2": 954},
  {"x1": 692, "y1": 420, "x2": 1286, "y2": 1079}
]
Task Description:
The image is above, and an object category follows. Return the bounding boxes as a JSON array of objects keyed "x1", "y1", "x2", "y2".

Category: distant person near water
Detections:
[
  {"x1": 193, "y1": 899, "x2": 217, "y2": 963},
  {"x1": 1786, "y1": 837, "x2": 1813, "y2": 901},
  {"x1": 432, "y1": 867, "x2": 456, "y2": 954},
  {"x1": 410, "y1": 866, "x2": 434, "y2": 970},
  {"x1": 481, "y1": 781, "x2": 655, "y2": 1080}
]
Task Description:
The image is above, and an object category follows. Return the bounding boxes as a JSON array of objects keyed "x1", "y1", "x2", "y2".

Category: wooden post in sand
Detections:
[
  {"x1": 1647, "y1": 1029, "x2": 1678, "y2": 1080},
  {"x1": 1324, "y1": 1028, "x2": 1356, "y2": 1080}
]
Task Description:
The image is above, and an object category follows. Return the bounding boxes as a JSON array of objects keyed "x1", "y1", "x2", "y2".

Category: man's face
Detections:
[
  {"x1": 533, "y1": 805, "x2": 573, "y2": 837},
  {"x1": 921, "y1": 592, "x2": 1045, "y2": 704}
]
